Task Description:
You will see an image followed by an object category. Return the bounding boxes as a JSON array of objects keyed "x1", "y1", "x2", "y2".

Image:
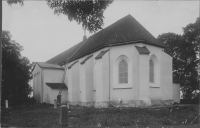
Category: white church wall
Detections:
[
  {"x1": 32, "y1": 64, "x2": 42, "y2": 103},
  {"x1": 79, "y1": 58, "x2": 86, "y2": 103},
  {"x1": 138, "y1": 52, "x2": 151, "y2": 106},
  {"x1": 109, "y1": 44, "x2": 138, "y2": 106},
  {"x1": 67, "y1": 66, "x2": 73, "y2": 102},
  {"x1": 85, "y1": 56, "x2": 94, "y2": 104},
  {"x1": 79, "y1": 55, "x2": 94, "y2": 106},
  {"x1": 94, "y1": 59, "x2": 104, "y2": 107},
  {"x1": 43, "y1": 69, "x2": 68, "y2": 104},
  {"x1": 149, "y1": 87, "x2": 161, "y2": 100},
  {"x1": 64, "y1": 43, "x2": 173, "y2": 107},
  {"x1": 160, "y1": 51, "x2": 173, "y2": 105},
  {"x1": 135, "y1": 43, "x2": 173, "y2": 106},
  {"x1": 173, "y1": 83, "x2": 180, "y2": 103},
  {"x1": 69, "y1": 61, "x2": 80, "y2": 104},
  {"x1": 136, "y1": 43, "x2": 162, "y2": 87},
  {"x1": 102, "y1": 51, "x2": 110, "y2": 105},
  {"x1": 80, "y1": 47, "x2": 108, "y2": 107}
]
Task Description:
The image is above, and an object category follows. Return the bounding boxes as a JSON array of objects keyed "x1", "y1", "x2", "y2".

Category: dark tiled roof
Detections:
[
  {"x1": 135, "y1": 46, "x2": 150, "y2": 54},
  {"x1": 46, "y1": 15, "x2": 165, "y2": 64},
  {"x1": 80, "y1": 55, "x2": 93, "y2": 64},
  {"x1": 95, "y1": 50, "x2": 109, "y2": 59},
  {"x1": 46, "y1": 83, "x2": 68, "y2": 90},
  {"x1": 46, "y1": 41, "x2": 84, "y2": 65},
  {"x1": 68, "y1": 61, "x2": 78, "y2": 69},
  {"x1": 32, "y1": 62, "x2": 64, "y2": 72}
]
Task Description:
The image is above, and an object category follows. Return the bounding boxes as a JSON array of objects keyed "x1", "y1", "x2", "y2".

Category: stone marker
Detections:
[
  {"x1": 57, "y1": 94, "x2": 61, "y2": 106},
  {"x1": 59, "y1": 105, "x2": 68, "y2": 127},
  {"x1": 5, "y1": 100, "x2": 8, "y2": 108},
  {"x1": 54, "y1": 99, "x2": 57, "y2": 109},
  {"x1": 119, "y1": 99, "x2": 122, "y2": 110}
]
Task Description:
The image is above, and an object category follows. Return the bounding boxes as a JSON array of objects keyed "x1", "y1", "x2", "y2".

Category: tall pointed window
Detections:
[
  {"x1": 149, "y1": 59, "x2": 154, "y2": 82},
  {"x1": 149, "y1": 55, "x2": 159, "y2": 86},
  {"x1": 114, "y1": 55, "x2": 132, "y2": 88},
  {"x1": 119, "y1": 59, "x2": 128, "y2": 83}
]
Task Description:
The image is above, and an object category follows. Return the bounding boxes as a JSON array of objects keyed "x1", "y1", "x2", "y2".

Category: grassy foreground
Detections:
[{"x1": 1, "y1": 103, "x2": 199, "y2": 127}]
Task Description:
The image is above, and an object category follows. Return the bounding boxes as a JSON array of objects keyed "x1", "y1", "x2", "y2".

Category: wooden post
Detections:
[
  {"x1": 0, "y1": 0, "x2": 2, "y2": 111},
  {"x1": 54, "y1": 99, "x2": 57, "y2": 109},
  {"x1": 57, "y1": 94, "x2": 61, "y2": 106},
  {"x1": 5, "y1": 100, "x2": 8, "y2": 109},
  {"x1": 59, "y1": 105, "x2": 68, "y2": 127},
  {"x1": 119, "y1": 99, "x2": 122, "y2": 110}
]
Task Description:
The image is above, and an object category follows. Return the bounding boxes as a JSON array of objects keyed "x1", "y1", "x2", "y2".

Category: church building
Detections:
[{"x1": 32, "y1": 15, "x2": 180, "y2": 107}]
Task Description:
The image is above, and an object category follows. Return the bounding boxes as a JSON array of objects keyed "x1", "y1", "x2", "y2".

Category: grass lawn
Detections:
[{"x1": 1, "y1": 103, "x2": 199, "y2": 127}]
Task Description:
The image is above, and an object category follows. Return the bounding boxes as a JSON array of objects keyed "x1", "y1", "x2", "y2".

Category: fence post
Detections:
[
  {"x1": 57, "y1": 94, "x2": 61, "y2": 106},
  {"x1": 59, "y1": 105, "x2": 68, "y2": 127},
  {"x1": 54, "y1": 99, "x2": 57, "y2": 109},
  {"x1": 5, "y1": 100, "x2": 8, "y2": 108},
  {"x1": 119, "y1": 99, "x2": 122, "y2": 110}
]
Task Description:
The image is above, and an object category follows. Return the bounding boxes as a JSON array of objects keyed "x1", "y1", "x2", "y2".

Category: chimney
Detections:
[{"x1": 83, "y1": 27, "x2": 87, "y2": 41}]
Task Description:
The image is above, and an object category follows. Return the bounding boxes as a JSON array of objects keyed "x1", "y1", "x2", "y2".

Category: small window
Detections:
[
  {"x1": 118, "y1": 59, "x2": 128, "y2": 83},
  {"x1": 149, "y1": 59, "x2": 154, "y2": 82}
]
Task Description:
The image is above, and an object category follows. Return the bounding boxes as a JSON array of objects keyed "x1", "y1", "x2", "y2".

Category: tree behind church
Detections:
[
  {"x1": 1, "y1": 30, "x2": 33, "y2": 106},
  {"x1": 157, "y1": 17, "x2": 200, "y2": 99}
]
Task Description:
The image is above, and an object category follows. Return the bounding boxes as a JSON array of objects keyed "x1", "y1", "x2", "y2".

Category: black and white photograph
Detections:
[{"x1": 1, "y1": 0, "x2": 199, "y2": 127}]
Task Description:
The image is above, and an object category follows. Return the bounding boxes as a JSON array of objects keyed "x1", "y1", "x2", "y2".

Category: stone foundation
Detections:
[
  {"x1": 95, "y1": 101, "x2": 109, "y2": 108},
  {"x1": 151, "y1": 99, "x2": 174, "y2": 106},
  {"x1": 80, "y1": 102, "x2": 95, "y2": 107},
  {"x1": 110, "y1": 99, "x2": 151, "y2": 107},
  {"x1": 68, "y1": 99, "x2": 174, "y2": 108},
  {"x1": 68, "y1": 102, "x2": 80, "y2": 106}
]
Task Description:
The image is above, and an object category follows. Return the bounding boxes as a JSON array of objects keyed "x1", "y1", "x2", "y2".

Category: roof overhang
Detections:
[
  {"x1": 31, "y1": 62, "x2": 64, "y2": 73},
  {"x1": 46, "y1": 83, "x2": 68, "y2": 90},
  {"x1": 69, "y1": 40, "x2": 165, "y2": 63}
]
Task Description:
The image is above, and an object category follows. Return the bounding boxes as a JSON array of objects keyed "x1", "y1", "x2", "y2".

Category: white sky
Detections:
[{"x1": 2, "y1": 0, "x2": 199, "y2": 63}]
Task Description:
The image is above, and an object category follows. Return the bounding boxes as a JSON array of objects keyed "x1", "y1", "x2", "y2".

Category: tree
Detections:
[
  {"x1": 1, "y1": 0, "x2": 112, "y2": 107},
  {"x1": 47, "y1": 0, "x2": 113, "y2": 33},
  {"x1": 6, "y1": 0, "x2": 113, "y2": 33},
  {"x1": 7, "y1": 0, "x2": 24, "y2": 5},
  {"x1": 1, "y1": 30, "x2": 33, "y2": 106},
  {"x1": 157, "y1": 17, "x2": 200, "y2": 99}
]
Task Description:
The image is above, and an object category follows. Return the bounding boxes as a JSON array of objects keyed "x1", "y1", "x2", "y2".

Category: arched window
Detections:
[
  {"x1": 114, "y1": 55, "x2": 132, "y2": 88},
  {"x1": 149, "y1": 55, "x2": 159, "y2": 85},
  {"x1": 119, "y1": 59, "x2": 128, "y2": 83},
  {"x1": 149, "y1": 59, "x2": 154, "y2": 82}
]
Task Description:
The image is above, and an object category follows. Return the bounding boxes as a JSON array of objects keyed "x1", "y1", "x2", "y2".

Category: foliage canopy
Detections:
[
  {"x1": 6, "y1": 0, "x2": 113, "y2": 33},
  {"x1": 157, "y1": 17, "x2": 200, "y2": 99},
  {"x1": 1, "y1": 31, "x2": 33, "y2": 105},
  {"x1": 7, "y1": 0, "x2": 24, "y2": 5},
  {"x1": 47, "y1": 0, "x2": 113, "y2": 33}
]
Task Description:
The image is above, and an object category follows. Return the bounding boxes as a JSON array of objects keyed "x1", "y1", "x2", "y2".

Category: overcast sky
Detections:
[{"x1": 2, "y1": 0, "x2": 199, "y2": 63}]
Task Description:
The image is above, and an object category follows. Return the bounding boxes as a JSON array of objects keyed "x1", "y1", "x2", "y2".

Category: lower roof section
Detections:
[{"x1": 46, "y1": 83, "x2": 68, "y2": 90}]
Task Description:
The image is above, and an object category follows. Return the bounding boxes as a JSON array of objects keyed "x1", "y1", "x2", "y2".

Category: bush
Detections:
[{"x1": 180, "y1": 99, "x2": 199, "y2": 104}]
